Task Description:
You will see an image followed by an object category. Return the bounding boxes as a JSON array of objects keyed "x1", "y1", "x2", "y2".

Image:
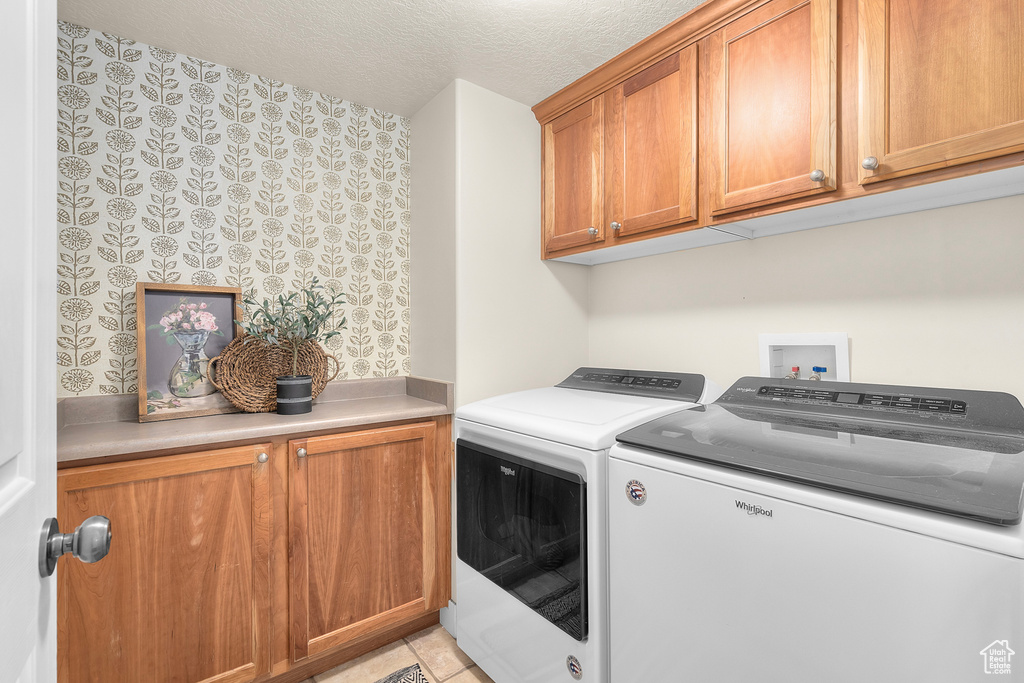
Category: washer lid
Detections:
[
  {"x1": 457, "y1": 386, "x2": 698, "y2": 451},
  {"x1": 617, "y1": 399, "x2": 1024, "y2": 526}
]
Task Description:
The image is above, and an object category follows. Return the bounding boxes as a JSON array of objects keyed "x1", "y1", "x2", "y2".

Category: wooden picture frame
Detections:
[{"x1": 136, "y1": 282, "x2": 243, "y2": 422}]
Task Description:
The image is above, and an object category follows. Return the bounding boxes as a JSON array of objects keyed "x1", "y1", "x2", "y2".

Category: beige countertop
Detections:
[{"x1": 57, "y1": 376, "x2": 453, "y2": 466}]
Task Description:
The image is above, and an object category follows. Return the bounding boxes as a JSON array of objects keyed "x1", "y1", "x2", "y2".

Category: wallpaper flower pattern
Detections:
[{"x1": 57, "y1": 21, "x2": 412, "y2": 397}]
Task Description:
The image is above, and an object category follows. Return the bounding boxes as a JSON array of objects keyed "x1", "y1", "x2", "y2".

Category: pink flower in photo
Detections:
[{"x1": 152, "y1": 296, "x2": 225, "y2": 341}]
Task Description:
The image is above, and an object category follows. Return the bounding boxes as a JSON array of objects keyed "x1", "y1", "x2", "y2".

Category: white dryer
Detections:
[
  {"x1": 454, "y1": 368, "x2": 720, "y2": 683},
  {"x1": 609, "y1": 376, "x2": 1024, "y2": 682}
]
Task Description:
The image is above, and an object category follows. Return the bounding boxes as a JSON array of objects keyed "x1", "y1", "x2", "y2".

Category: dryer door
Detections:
[{"x1": 456, "y1": 439, "x2": 587, "y2": 641}]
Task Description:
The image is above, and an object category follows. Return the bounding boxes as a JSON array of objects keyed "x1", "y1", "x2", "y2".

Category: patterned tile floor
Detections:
[{"x1": 304, "y1": 625, "x2": 495, "y2": 683}]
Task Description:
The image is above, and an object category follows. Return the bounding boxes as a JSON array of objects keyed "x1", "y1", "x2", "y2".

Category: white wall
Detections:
[
  {"x1": 453, "y1": 80, "x2": 590, "y2": 406},
  {"x1": 412, "y1": 79, "x2": 590, "y2": 408},
  {"x1": 411, "y1": 80, "x2": 591, "y2": 614},
  {"x1": 589, "y1": 194, "x2": 1024, "y2": 399},
  {"x1": 410, "y1": 82, "x2": 458, "y2": 384}
]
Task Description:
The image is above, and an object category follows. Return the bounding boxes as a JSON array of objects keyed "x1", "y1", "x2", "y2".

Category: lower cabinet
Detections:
[
  {"x1": 288, "y1": 421, "x2": 448, "y2": 661},
  {"x1": 56, "y1": 418, "x2": 452, "y2": 683},
  {"x1": 57, "y1": 443, "x2": 273, "y2": 683}
]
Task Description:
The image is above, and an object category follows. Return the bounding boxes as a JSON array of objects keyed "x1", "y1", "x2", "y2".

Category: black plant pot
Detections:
[{"x1": 276, "y1": 375, "x2": 313, "y2": 415}]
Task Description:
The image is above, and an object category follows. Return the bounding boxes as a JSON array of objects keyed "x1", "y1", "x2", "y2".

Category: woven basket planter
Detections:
[{"x1": 208, "y1": 335, "x2": 340, "y2": 413}]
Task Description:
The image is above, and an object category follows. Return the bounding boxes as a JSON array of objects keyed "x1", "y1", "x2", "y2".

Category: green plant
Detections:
[{"x1": 237, "y1": 277, "x2": 347, "y2": 377}]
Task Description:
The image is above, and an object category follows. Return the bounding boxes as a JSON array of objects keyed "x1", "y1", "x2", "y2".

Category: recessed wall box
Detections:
[{"x1": 758, "y1": 333, "x2": 850, "y2": 382}]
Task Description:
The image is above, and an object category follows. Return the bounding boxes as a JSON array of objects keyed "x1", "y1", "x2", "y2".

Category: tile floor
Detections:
[{"x1": 304, "y1": 625, "x2": 495, "y2": 683}]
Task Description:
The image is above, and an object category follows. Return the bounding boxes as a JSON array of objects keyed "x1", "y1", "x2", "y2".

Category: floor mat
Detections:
[{"x1": 373, "y1": 662, "x2": 429, "y2": 683}]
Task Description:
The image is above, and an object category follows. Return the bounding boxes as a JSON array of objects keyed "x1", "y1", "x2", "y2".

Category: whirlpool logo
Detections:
[
  {"x1": 500, "y1": 465, "x2": 516, "y2": 476},
  {"x1": 736, "y1": 499, "x2": 773, "y2": 518}
]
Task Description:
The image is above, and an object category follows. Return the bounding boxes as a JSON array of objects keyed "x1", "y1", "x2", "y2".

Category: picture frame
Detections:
[{"x1": 135, "y1": 282, "x2": 243, "y2": 422}]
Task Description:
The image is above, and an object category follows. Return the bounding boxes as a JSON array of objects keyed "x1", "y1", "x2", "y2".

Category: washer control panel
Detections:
[{"x1": 757, "y1": 385, "x2": 967, "y2": 415}]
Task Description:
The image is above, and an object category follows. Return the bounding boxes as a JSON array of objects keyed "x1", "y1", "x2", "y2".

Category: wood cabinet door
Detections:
[
  {"x1": 542, "y1": 97, "x2": 604, "y2": 255},
  {"x1": 605, "y1": 46, "x2": 698, "y2": 238},
  {"x1": 858, "y1": 0, "x2": 1024, "y2": 183},
  {"x1": 57, "y1": 444, "x2": 272, "y2": 683},
  {"x1": 289, "y1": 421, "x2": 449, "y2": 661},
  {"x1": 708, "y1": 0, "x2": 837, "y2": 215}
]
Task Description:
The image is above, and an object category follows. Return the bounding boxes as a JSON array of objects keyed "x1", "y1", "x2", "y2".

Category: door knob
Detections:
[
  {"x1": 861, "y1": 156, "x2": 879, "y2": 170},
  {"x1": 587, "y1": 227, "x2": 598, "y2": 236},
  {"x1": 610, "y1": 221, "x2": 621, "y2": 231},
  {"x1": 296, "y1": 447, "x2": 307, "y2": 458},
  {"x1": 39, "y1": 516, "x2": 112, "y2": 577},
  {"x1": 809, "y1": 169, "x2": 825, "y2": 182}
]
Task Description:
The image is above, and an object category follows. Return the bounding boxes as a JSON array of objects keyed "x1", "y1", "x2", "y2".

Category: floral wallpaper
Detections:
[{"x1": 56, "y1": 21, "x2": 411, "y2": 398}]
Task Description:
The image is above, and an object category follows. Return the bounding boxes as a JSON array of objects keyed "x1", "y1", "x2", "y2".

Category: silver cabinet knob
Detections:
[
  {"x1": 296, "y1": 447, "x2": 307, "y2": 458},
  {"x1": 809, "y1": 169, "x2": 825, "y2": 182},
  {"x1": 587, "y1": 226, "x2": 598, "y2": 236},
  {"x1": 39, "y1": 515, "x2": 111, "y2": 577},
  {"x1": 861, "y1": 156, "x2": 879, "y2": 170},
  {"x1": 610, "y1": 221, "x2": 621, "y2": 231},
  {"x1": 257, "y1": 452, "x2": 269, "y2": 463}
]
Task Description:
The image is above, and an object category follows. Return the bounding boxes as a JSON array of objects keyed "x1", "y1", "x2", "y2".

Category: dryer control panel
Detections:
[{"x1": 558, "y1": 367, "x2": 706, "y2": 403}]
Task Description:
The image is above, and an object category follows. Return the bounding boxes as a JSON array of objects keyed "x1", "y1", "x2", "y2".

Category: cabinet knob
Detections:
[
  {"x1": 610, "y1": 221, "x2": 621, "y2": 231},
  {"x1": 296, "y1": 447, "x2": 307, "y2": 458},
  {"x1": 257, "y1": 452, "x2": 269, "y2": 463},
  {"x1": 861, "y1": 156, "x2": 879, "y2": 171},
  {"x1": 587, "y1": 226, "x2": 598, "y2": 236},
  {"x1": 809, "y1": 169, "x2": 825, "y2": 182}
]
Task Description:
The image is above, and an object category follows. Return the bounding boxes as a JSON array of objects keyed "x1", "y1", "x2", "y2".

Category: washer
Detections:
[
  {"x1": 609, "y1": 376, "x2": 1024, "y2": 682},
  {"x1": 454, "y1": 367, "x2": 721, "y2": 683}
]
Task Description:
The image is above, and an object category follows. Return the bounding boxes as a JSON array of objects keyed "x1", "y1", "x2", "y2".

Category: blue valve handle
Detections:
[{"x1": 811, "y1": 366, "x2": 828, "y2": 373}]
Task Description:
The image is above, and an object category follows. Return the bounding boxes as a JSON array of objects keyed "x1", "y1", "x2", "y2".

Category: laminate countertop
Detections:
[{"x1": 57, "y1": 376, "x2": 453, "y2": 466}]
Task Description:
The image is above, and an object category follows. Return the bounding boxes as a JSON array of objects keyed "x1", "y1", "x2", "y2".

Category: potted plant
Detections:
[{"x1": 237, "y1": 277, "x2": 346, "y2": 415}]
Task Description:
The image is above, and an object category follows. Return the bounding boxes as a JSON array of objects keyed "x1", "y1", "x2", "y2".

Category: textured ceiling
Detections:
[{"x1": 57, "y1": 0, "x2": 704, "y2": 117}]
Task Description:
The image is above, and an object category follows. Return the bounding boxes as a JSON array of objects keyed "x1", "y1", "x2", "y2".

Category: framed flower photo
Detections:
[{"x1": 135, "y1": 283, "x2": 242, "y2": 422}]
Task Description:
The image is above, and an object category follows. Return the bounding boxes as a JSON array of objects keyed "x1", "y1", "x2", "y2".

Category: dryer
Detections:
[{"x1": 454, "y1": 367, "x2": 720, "y2": 683}]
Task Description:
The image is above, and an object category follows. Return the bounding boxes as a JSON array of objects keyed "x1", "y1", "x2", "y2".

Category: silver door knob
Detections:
[
  {"x1": 861, "y1": 156, "x2": 879, "y2": 170},
  {"x1": 587, "y1": 227, "x2": 598, "y2": 236},
  {"x1": 39, "y1": 516, "x2": 111, "y2": 577},
  {"x1": 809, "y1": 169, "x2": 825, "y2": 182},
  {"x1": 296, "y1": 447, "x2": 307, "y2": 458},
  {"x1": 257, "y1": 452, "x2": 269, "y2": 463},
  {"x1": 610, "y1": 221, "x2": 621, "y2": 231}
]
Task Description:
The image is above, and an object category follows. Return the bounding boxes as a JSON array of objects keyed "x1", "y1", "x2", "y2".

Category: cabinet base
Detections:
[{"x1": 264, "y1": 610, "x2": 440, "y2": 683}]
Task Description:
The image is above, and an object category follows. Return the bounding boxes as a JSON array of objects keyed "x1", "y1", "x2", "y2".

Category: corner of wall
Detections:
[
  {"x1": 409, "y1": 83, "x2": 459, "y2": 384},
  {"x1": 451, "y1": 80, "x2": 590, "y2": 407}
]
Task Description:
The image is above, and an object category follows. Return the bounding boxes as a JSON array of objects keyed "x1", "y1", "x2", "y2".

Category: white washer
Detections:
[
  {"x1": 609, "y1": 376, "x2": 1024, "y2": 682},
  {"x1": 454, "y1": 367, "x2": 720, "y2": 683}
]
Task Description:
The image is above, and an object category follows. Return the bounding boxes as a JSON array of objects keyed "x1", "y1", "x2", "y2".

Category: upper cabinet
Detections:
[
  {"x1": 707, "y1": 0, "x2": 837, "y2": 214},
  {"x1": 604, "y1": 46, "x2": 699, "y2": 236},
  {"x1": 542, "y1": 47, "x2": 700, "y2": 257},
  {"x1": 533, "y1": 0, "x2": 1024, "y2": 262},
  {"x1": 858, "y1": 0, "x2": 1024, "y2": 183},
  {"x1": 542, "y1": 98, "x2": 605, "y2": 256}
]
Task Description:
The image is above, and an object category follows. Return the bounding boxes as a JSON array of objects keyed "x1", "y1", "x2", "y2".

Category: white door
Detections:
[{"x1": 0, "y1": 0, "x2": 58, "y2": 682}]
